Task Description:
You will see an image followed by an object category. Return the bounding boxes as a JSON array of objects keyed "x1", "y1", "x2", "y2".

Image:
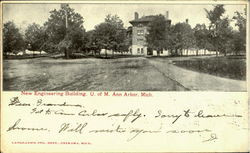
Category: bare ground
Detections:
[
  {"x1": 3, "y1": 57, "x2": 187, "y2": 91},
  {"x1": 3, "y1": 56, "x2": 246, "y2": 91}
]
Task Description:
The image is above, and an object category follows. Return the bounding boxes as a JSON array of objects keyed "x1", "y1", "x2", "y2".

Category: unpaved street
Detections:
[
  {"x1": 3, "y1": 57, "x2": 186, "y2": 91},
  {"x1": 3, "y1": 57, "x2": 246, "y2": 91}
]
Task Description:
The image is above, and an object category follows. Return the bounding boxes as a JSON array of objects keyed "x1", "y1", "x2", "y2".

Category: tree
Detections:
[
  {"x1": 82, "y1": 30, "x2": 99, "y2": 55},
  {"x1": 25, "y1": 23, "x2": 46, "y2": 53},
  {"x1": 44, "y1": 4, "x2": 85, "y2": 58},
  {"x1": 94, "y1": 14, "x2": 127, "y2": 57},
  {"x1": 205, "y1": 4, "x2": 225, "y2": 56},
  {"x1": 105, "y1": 14, "x2": 127, "y2": 54},
  {"x1": 171, "y1": 22, "x2": 195, "y2": 56},
  {"x1": 194, "y1": 24, "x2": 212, "y2": 55},
  {"x1": 124, "y1": 26, "x2": 133, "y2": 54},
  {"x1": 233, "y1": 8, "x2": 246, "y2": 35},
  {"x1": 94, "y1": 22, "x2": 116, "y2": 57},
  {"x1": 232, "y1": 9, "x2": 246, "y2": 55},
  {"x1": 105, "y1": 14, "x2": 124, "y2": 29},
  {"x1": 165, "y1": 25, "x2": 178, "y2": 56},
  {"x1": 216, "y1": 17, "x2": 234, "y2": 56},
  {"x1": 146, "y1": 15, "x2": 168, "y2": 56},
  {"x1": 3, "y1": 21, "x2": 24, "y2": 56}
]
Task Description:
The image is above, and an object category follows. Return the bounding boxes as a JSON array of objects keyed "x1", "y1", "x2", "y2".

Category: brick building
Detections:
[{"x1": 129, "y1": 11, "x2": 171, "y2": 56}]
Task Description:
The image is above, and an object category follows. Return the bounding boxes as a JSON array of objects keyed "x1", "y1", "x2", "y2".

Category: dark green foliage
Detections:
[
  {"x1": 232, "y1": 9, "x2": 246, "y2": 55},
  {"x1": 146, "y1": 15, "x2": 168, "y2": 54},
  {"x1": 25, "y1": 23, "x2": 46, "y2": 51},
  {"x1": 3, "y1": 4, "x2": 246, "y2": 59},
  {"x1": 171, "y1": 22, "x2": 195, "y2": 55},
  {"x1": 3, "y1": 21, "x2": 25, "y2": 55},
  {"x1": 205, "y1": 4, "x2": 225, "y2": 25},
  {"x1": 204, "y1": 5, "x2": 246, "y2": 56},
  {"x1": 173, "y1": 56, "x2": 246, "y2": 80},
  {"x1": 43, "y1": 4, "x2": 85, "y2": 55},
  {"x1": 93, "y1": 14, "x2": 128, "y2": 57},
  {"x1": 194, "y1": 24, "x2": 212, "y2": 52}
]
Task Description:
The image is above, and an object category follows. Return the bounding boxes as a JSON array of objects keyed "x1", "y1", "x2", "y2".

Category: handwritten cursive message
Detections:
[{"x1": 6, "y1": 95, "x2": 244, "y2": 143}]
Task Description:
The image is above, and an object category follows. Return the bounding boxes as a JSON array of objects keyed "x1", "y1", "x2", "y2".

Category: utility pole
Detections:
[
  {"x1": 61, "y1": 4, "x2": 69, "y2": 28},
  {"x1": 61, "y1": 4, "x2": 69, "y2": 59},
  {"x1": 65, "y1": 6, "x2": 68, "y2": 29}
]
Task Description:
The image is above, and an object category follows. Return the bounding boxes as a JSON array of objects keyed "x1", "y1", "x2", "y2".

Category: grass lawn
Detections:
[{"x1": 173, "y1": 56, "x2": 246, "y2": 80}]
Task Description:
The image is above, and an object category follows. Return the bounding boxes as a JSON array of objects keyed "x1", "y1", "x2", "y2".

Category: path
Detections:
[{"x1": 148, "y1": 57, "x2": 246, "y2": 91}]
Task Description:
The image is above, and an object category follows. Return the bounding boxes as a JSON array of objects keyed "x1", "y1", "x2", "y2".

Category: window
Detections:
[
  {"x1": 137, "y1": 38, "x2": 144, "y2": 42},
  {"x1": 137, "y1": 48, "x2": 140, "y2": 54},
  {"x1": 137, "y1": 30, "x2": 144, "y2": 35},
  {"x1": 141, "y1": 48, "x2": 144, "y2": 54}
]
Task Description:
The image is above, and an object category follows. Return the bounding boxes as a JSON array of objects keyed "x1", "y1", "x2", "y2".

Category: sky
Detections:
[{"x1": 3, "y1": 3, "x2": 246, "y2": 32}]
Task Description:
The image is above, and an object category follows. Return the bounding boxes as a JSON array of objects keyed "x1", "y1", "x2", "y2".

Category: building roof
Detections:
[
  {"x1": 129, "y1": 15, "x2": 171, "y2": 25},
  {"x1": 129, "y1": 15, "x2": 156, "y2": 24}
]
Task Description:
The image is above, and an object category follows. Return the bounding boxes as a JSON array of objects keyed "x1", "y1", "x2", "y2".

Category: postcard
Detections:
[{"x1": 1, "y1": 0, "x2": 249, "y2": 152}]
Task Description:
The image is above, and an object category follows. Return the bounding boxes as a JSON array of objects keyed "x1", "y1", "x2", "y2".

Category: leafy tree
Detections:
[
  {"x1": 205, "y1": 4, "x2": 225, "y2": 56},
  {"x1": 94, "y1": 14, "x2": 127, "y2": 57},
  {"x1": 83, "y1": 30, "x2": 99, "y2": 55},
  {"x1": 43, "y1": 4, "x2": 85, "y2": 58},
  {"x1": 233, "y1": 8, "x2": 246, "y2": 34},
  {"x1": 105, "y1": 14, "x2": 127, "y2": 54},
  {"x1": 3, "y1": 21, "x2": 24, "y2": 56},
  {"x1": 94, "y1": 22, "x2": 116, "y2": 57},
  {"x1": 232, "y1": 9, "x2": 246, "y2": 55},
  {"x1": 194, "y1": 24, "x2": 212, "y2": 55},
  {"x1": 216, "y1": 17, "x2": 234, "y2": 56},
  {"x1": 124, "y1": 26, "x2": 133, "y2": 54},
  {"x1": 205, "y1": 5, "x2": 225, "y2": 25},
  {"x1": 146, "y1": 15, "x2": 168, "y2": 56},
  {"x1": 164, "y1": 25, "x2": 178, "y2": 56},
  {"x1": 105, "y1": 14, "x2": 124, "y2": 29},
  {"x1": 171, "y1": 22, "x2": 195, "y2": 56},
  {"x1": 25, "y1": 23, "x2": 46, "y2": 52},
  {"x1": 231, "y1": 31, "x2": 243, "y2": 55}
]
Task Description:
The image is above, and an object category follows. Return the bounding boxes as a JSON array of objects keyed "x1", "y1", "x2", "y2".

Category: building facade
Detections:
[{"x1": 129, "y1": 11, "x2": 171, "y2": 56}]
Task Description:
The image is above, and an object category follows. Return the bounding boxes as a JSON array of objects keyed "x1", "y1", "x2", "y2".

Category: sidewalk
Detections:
[{"x1": 148, "y1": 58, "x2": 246, "y2": 91}]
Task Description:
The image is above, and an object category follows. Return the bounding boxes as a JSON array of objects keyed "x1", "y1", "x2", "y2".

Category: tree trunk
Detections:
[
  {"x1": 171, "y1": 49, "x2": 174, "y2": 56},
  {"x1": 196, "y1": 49, "x2": 198, "y2": 56},
  {"x1": 64, "y1": 48, "x2": 69, "y2": 59}
]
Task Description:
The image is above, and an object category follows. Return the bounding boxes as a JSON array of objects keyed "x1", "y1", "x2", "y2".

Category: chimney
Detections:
[
  {"x1": 165, "y1": 11, "x2": 169, "y2": 20},
  {"x1": 186, "y1": 19, "x2": 189, "y2": 24},
  {"x1": 135, "y1": 12, "x2": 139, "y2": 20}
]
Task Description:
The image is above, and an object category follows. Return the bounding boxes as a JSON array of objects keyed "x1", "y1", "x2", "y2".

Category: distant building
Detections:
[{"x1": 129, "y1": 11, "x2": 171, "y2": 56}]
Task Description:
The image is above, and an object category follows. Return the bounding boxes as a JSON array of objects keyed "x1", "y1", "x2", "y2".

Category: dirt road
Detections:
[
  {"x1": 3, "y1": 57, "x2": 186, "y2": 91},
  {"x1": 3, "y1": 57, "x2": 246, "y2": 91}
]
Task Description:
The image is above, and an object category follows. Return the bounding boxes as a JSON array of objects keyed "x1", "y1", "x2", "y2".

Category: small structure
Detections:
[{"x1": 24, "y1": 49, "x2": 47, "y2": 55}]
